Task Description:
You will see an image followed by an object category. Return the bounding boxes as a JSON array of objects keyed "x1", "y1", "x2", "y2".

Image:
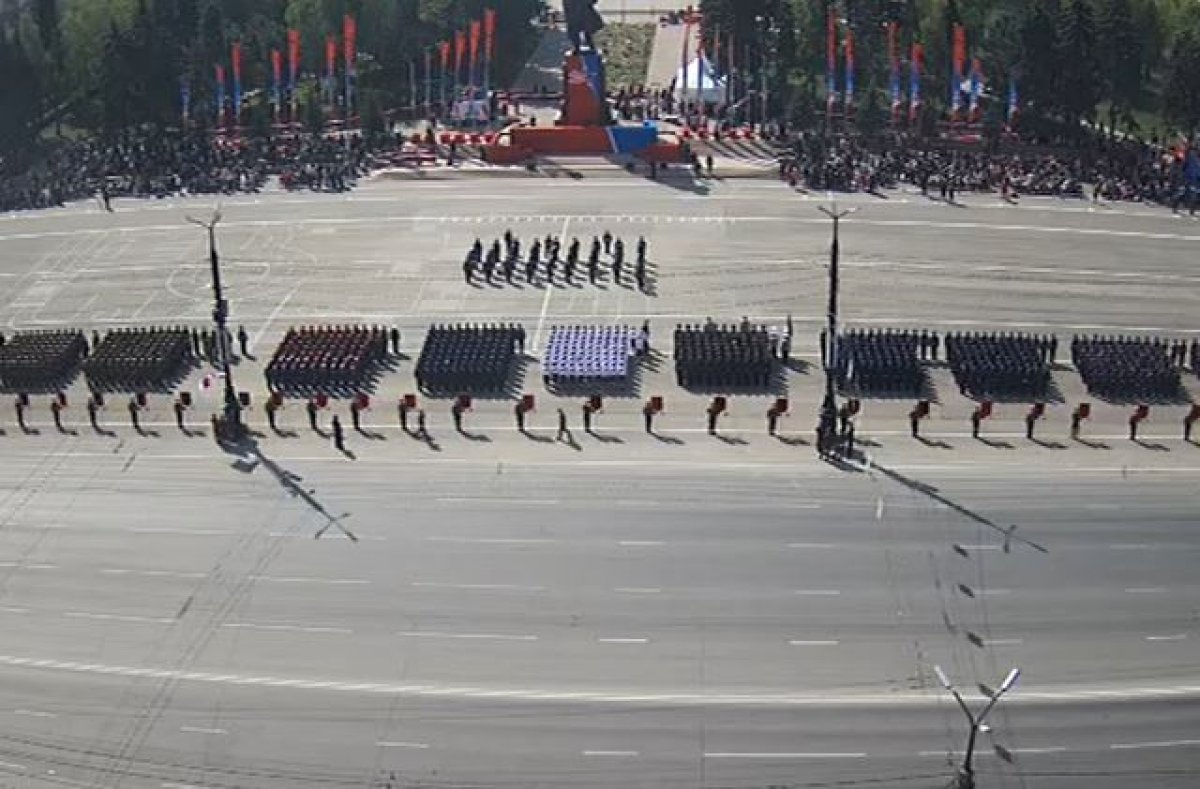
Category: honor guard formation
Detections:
[
  {"x1": 945, "y1": 332, "x2": 1055, "y2": 400},
  {"x1": 1072, "y1": 336, "x2": 1185, "y2": 401},
  {"x1": 415, "y1": 324, "x2": 524, "y2": 394},
  {"x1": 83, "y1": 328, "x2": 194, "y2": 392},
  {"x1": 0, "y1": 330, "x2": 88, "y2": 391},
  {"x1": 836, "y1": 330, "x2": 926, "y2": 397},
  {"x1": 265, "y1": 326, "x2": 389, "y2": 394},
  {"x1": 542, "y1": 325, "x2": 647, "y2": 389},
  {"x1": 463, "y1": 231, "x2": 652, "y2": 293},
  {"x1": 674, "y1": 319, "x2": 780, "y2": 391}
]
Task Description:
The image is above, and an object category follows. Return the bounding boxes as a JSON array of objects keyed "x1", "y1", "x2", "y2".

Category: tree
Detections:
[
  {"x1": 1055, "y1": 0, "x2": 1100, "y2": 130},
  {"x1": 34, "y1": 0, "x2": 61, "y2": 60},
  {"x1": 1163, "y1": 25, "x2": 1200, "y2": 133},
  {"x1": 1020, "y1": 0, "x2": 1059, "y2": 120},
  {"x1": 1098, "y1": 0, "x2": 1143, "y2": 133}
]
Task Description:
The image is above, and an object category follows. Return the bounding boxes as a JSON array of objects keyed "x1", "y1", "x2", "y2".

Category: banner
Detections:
[
  {"x1": 950, "y1": 23, "x2": 966, "y2": 121},
  {"x1": 231, "y1": 41, "x2": 242, "y2": 123},
  {"x1": 681, "y1": 19, "x2": 690, "y2": 104},
  {"x1": 214, "y1": 64, "x2": 226, "y2": 124},
  {"x1": 1006, "y1": 73, "x2": 1019, "y2": 127},
  {"x1": 844, "y1": 28, "x2": 855, "y2": 111},
  {"x1": 344, "y1": 15, "x2": 357, "y2": 114},
  {"x1": 968, "y1": 57, "x2": 983, "y2": 122},
  {"x1": 484, "y1": 8, "x2": 497, "y2": 61},
  {"x1": 325, "y1": 34, "x2": 337, "y2": 107},
  {"x1": 469, "y1": 19, "x2": 481, "y2": 87},
  {"x1": 288, "y1": 29, "x2": 300, "y2": 117},
  {"x1": 271, "y1": 49, "x2": 282, "y2": 118},
  {"x1": 180, "y1": 76, "x2": 190, "y2": 125},
  {"x1": 887, "y1": 22, "x2": 900, "y2": 122},
  {"x1": 424, "y1": 46, "x2": 433, "y2": 112},
  {"x1": 455, "y1": 30, "x2": 466, "y2": 81},
  {"x1": 826, "y1": 7, "x2": 837, "y2": 114},
  {"x1": 909, "y1": 43, "x2": 923, "y2": 123}
]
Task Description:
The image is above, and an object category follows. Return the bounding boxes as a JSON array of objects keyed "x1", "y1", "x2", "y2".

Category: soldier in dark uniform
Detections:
[
  {"x1": 612, "y1": 239, "x2": 624, "y2": 284},
  {"x1": 416, "y1": 409, "x2": 428, "y2": 439},
  {"x1": 767, "y1": 405, "x2": 779, "y2": 437},
  {"x1": 568, "y1": 237, "x2": 580, "y2": 266},
  {"x1": 602, "y1": 231, "x2": 613, "y2": 256},
  {"x1": 504, "y1": 250, "x2": 517, "y2": 283},
  {"x1": 526, "y1": 243, "x2": 540, "y2": 284},
  {"x1": 635, "y1": 258, "x2": 647, "y2": 292},
  {"x1": 636, "y1": 236, "x2": 647, "y2": 265},
  {"x1": 266, "y1": 398, "x2": 280, "y2": 433},
  {"x1": 588, "y1": 254, "x2": 599, "y2": 285},
  {"x1": 51, "y1": 399, "x2": 65, "y2": 433},
  {"x1": 128, "y1": 397, "x2": 141, "y2": 433},
  {"x1": 470, "y1": 238, "x2": 483, "y2": 262},
  {"x1": 515, "y1": 401, "x2": 527, "y2": 433},
  {"x1": 582, "y1": 402, "x2": 594, "y2": 433},
  {"x1": 390, "y1": 327, "x2": 401, "y2": 355},
  {"x1": 590, "y1": 236, "x2": 602, "y2": 266},
  {"x1": 706, "y1": 404, "x2": 719, "y2": 435},
  {"x1": 643, "y1": 402, "x2": 654, "y2": 433},
  {"x1": 174, "y1": 399, "x2": 187, "y2": 432},
  {"x1": 87, "y1": 397, "x2": 100, "y2": 432},
  {"x1": 350, "y1": 400, "x2": 363, "y2": 432},
  {"x1": 332, "y1": 414, "x2": 345, "y2": 451},
  {"x1": 557, "y1": 408, "x2": 569, "y2": 442},
  {"x1": 545, "y1": 252, "x2": 557, "y2": 284},
  {"x1": 306, "y1": 399, "x2": 319, "y2": 432},
  {"x1": 463, "y1": 254, "x2": 474, "y2": 283},
  {"x1": 398, "y1": 399, "x2": 410, "y2": 433},
  {"x1": 237, "y1": 325, "x2": 250, "y2": 358},
  {"x1": 452, "y1": 401, "x2": 465, "y2": 433}
]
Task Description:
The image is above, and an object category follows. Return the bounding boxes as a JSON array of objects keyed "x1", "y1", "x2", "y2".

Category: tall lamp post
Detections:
[
  {"x1": 816, "y1": 204, "x2": 856, "y2": 450},
  {"x1": 186, "y1": 209, "x2": 243, "y2": 439},
  {"x1": 934, "y1": 665, "x2": 1022, "y2": 789}
]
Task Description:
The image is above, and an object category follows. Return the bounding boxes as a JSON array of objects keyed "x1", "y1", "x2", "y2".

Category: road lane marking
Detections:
[
  {"x1": 179, "y1": 726, "x2": 226, "y2": 735},
  {"x1": 425, "y1": 537, "x2": 555, "y2": 545},
  {"x1": 982, "y1": 639, "x2": 1025, "y2": 647},
  {"x1": 1109, "y1": 543, "x2": 1151, "y2": 550},
  {"x1": 100, "y1": 569, "x2": 206, "y2": 579},
  {"x1": 582, "y1": 750, "x2": 639, "y2": 757},
  {"x1": 597, "y1": 638, "x2": 650, "y2": 644},
  {"x1": 251, "y1": 576, "x2": 370, "y2": 586},
  {"x1": 0, "y1": 607, "x2": 29, "y2": 615},
  {"x1": 1145, "y1": 634, "x2": 1187, "y2": 642},
  {"x1": 128, "y1": 528, "x2": 234, "y2": 537},
  {"x1": 1011, "y1": 746, "x2": 1068, "y2": 754},
  {"x1": 65, "y1": 612, "x2": 173, "y2": 625},
  {"x1": 436, "y1": 497, "x2": 560, "y2": 505},
  {"x1": 1125, "y1": 587, "x2": 1166, "y2": 594},
  {"x1": 0, "y1": 760, "x2": 26, "y2": 772},
  {"x1": 792, "y1": 590, "x2": 841, "y2": 596},
  {"x1": 377, "y1": 741, "x2": 430, "y2": 749},
  {"x1": 1110, "y1": 739, "x2": 1200, "y2": 750},
  {"x1": 13, "y1": 709, "x2": 56, "y2": 718},
  {"x1": 704, "y1": 752, "x2": 866, "y2": 759},
  {"x1": 787, "y1": 640, "x2": 840, "y2": 647},
  {"x1": 411, "y1": 582, "x2": 547, "y2": 592},
  {"x1": 396, "y1": 631, "x2": 538, "y2": 642},
  {"x1": 786, "y1": 543, "x2": 838, "y2": 549},
  {"x1": 614, "y1": 587, "x2": 661, "y2": 594},
  {"x1": 0, "y1": 562, "x2": 56, "y2": 570},
  {"x1": 221, "y1": 623, "x2": 352, "y2": 635},
  {"x1": 618, "y1": 540, "x2": 666, "y2": 547}
]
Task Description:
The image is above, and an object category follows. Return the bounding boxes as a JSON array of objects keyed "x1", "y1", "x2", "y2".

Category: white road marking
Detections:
[
  {"x1": 0, "y1": 653, "x2": 1197, "y2": 707},
  {"x1": 436, "y1": 497, "x2": 560, "y2": 505},
  {"x1": 13, "y1": 709, "x2": 56, "y2": 719},
  {"x1": 396, "y1": 631, "x2": 538, "y2": 642},
  {"x1": 704, "y1": 752, "x2": 866, "y2": 759},
  {"x1": 1110, "y1": 739, "x2": 1200, "y2": 750},
  {"x1": 377, "y1": 741, "x2": 430, "y2": 749},
  {"x1": 128, "y1": 528, "x2": 234, "y2": 537},
  {"x1": 786, "y1": 543, "x2": 838, "y2": 549},
  {"x1": 411, "y1": 582, "x2": 547, "y2": 592},
  {"x1": 977, "y1": 589, "x2": 1012, "y2": 596},
  {"x1": 792, "y1": 590, "x2": 841, "y2": 597},
  {"x1": 1011, "y1": 746, "x2": 1068, "y2": 754},
  {"x1": 614, "y1": 587, "x2": 662, "y2": 594},
  {"x1": 618, "y1": 540, "x2": 666, "y2": 547},
  {"x1": 0, "y1": 607, "x2": 28, "y2": 615},
  {"x1": 0, "y1": 760, "x2": 26, "y2": 771},
  {"x1": 582, "y1": 750, "x2": 639, "y2": 757},
  {"x1": 787, "y1": 640, "x2": 840, "y2": 647},
  {"x1": 597, "y1": 638, "x2": 650, "y2": 644},
  {"x1": 981, "y1": 638, "x2": 1025, "y2": 647},
  {"x1": 1109, "y1": 543, "x2": 1152, "y2": 550},
  {"x1": 64, "y1": 612, "x2": 173, "y2": 625},
  {"x1": 222, "y1": 623, "x2": 352, "y2": 635},
  {"x1": 425, "y1": 537, "x2": 554, "y2": 545},
  {"x1": 251, "y1": 576, "x2": 370, "y2": 586},
  {"x1": 179, "y1": 726, "x2": 226, "y2": 735},
  {"x1": 100, "y1": 569, "x2": 206, "y2": 580},
  {"x1": 0, "y1": 562, "x2": 56, "y2": 570},
  {"x1": 1125, "y1": 587, "x2": 1166, "y2": 594},
  {"x1": 919, "y1": 750, "x2": 963, "y2": 757},
  {"x1": 1145, "y1": 634, "x2": 1187, "y2": 642},
  {"x1": 532, "y1": 215, "x2": 571, "y2": 352}
]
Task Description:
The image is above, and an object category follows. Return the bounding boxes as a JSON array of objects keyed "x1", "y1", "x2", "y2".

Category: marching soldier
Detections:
[
  {"x1": 503, "y1": 250, "x2": 516, "y2": 283},
  {"x1": 590, "y1": 236, "x2": 602, "y2": 266},
  {"x1": 463, "y1": 255, "x2": 474, "y2": 283},
  {"x1": 51, "y1": 399, "x2": 65, "y2": 433},
  {"x1": 350, "y1": 400, "x2": 363, "y2": 432},
  {"x1": 636, "y1": 236, "x2": 647, "y2": 265},
  {"x1": 767, "y1": 405, "x2": 780, "y2": 437},
  {"x1": 451, "y1": 401, "x2": 465, "y2": 433},
  {"x1": 706, "y1": 404, "x2": 719, "y2": 435},
  {"x1": 556, "y1": 408, "x2": 570, "y2": 443},
  {"x1": 15, "y1": 396, "x2": 27, "y2": 432},
  {"x1": 612, "y1": 239, "x2": 624, "y2": 284},
  {"x1": 174, "y1": 399, "x2": 187, "y2": 432},
  {"x1": 643, "y1": 402, "x2": 655, "y2": 434},
  {"x1": 331, "y1": 414, "x2": 345, "y2": 452},
  {"x1": 128, "y1": 397, "x2": 141, "y2": 433},
  {"x1": 635, "y1": 259, "x2": 647, "y2": 292},
  {"x1": 416, "y1": 409, "x2": 428, "y2": 439},
  {"x1": 582, "y1": 402, "x2": 594, "y2": 434},
  {"x1": 266, "y1": 398, "x2": 280, "y2": 433},
  {"x1": 525, "y1": 249, "x2": 538, "y2": 284},
  {"x1": 306, "y1": 399, "x2": 319, "y2": 432},
  {"x1": 588, "y1": 254, "x2": 598, "y2": 285},
  {"x1": 237, "y1": 325, "x2": 250, "y2": 358},
  {"x1": 390, "y1": 327, "x2": 401, "y2": 355},
  {"x1": 87, "y1": 397, "x2": 100, "y2": 432},
  {"x1": 470, "y1": 238, "x2": 483, "y2": 262},
  {"x1": 398, "y1": 399, "x2": 411, "y2": 433},
  {"x1": 602, "y1": 230, "x2": 613, "y2": 256},
  {"x1": 515, "y1": 401, "x2": 527, "y2": 433}
]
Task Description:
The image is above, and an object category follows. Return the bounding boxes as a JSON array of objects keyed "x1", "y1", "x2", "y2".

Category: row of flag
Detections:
[{"x1": 422, "y1": 8, "x2": 498, "y2": 112}]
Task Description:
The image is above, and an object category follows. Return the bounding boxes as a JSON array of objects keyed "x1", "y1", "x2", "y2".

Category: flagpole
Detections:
[{"x1": 425, "y1": 48, "x2": 433, "y2": 120}]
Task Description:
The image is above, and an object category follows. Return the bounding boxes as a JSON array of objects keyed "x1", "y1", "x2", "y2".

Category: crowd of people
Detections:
[
  {"x1": 781, "y1": 132, "x2": 1199, "y2": 211},
  {"x1": 0, "y1": 129, "x2": 398, "y2": 213}
]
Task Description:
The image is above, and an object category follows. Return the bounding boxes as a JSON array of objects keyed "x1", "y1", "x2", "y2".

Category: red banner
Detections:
[
  {"x1": 343, "y1": 15, "x2": 357, "y2": 74},
  {"x1": 272, "y1": 49, "x2": 282, "y2": 85},
  {"x1": 469, "y1": 20, "x2": 481, "y2": 67},
  {"x1": 953, "y1": 23, "x2": 966, "y2": 81},
  {"x1": 455, "y1": 30, "x2": 466, "y2": 72},
  {"x1": 287, "y1": 29, "x2": 300, "y2": 82},
  {"x1": 325, "y1": 34, "x2": 337, "y2": 78},
  {"x1": 484, "y1": 8, "x2": 497, "y2": 61},
  {"x1": 440, "y1": 41, "x2": 451, "y2": 69},
  {"x1": 231, "y1": 41, "x2": 242, "y2": 82}
]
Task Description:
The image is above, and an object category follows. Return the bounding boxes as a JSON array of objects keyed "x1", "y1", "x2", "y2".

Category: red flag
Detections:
[
  {"x1": 271, "y1": 49, "x2": 282, "y2": 85},
  {"x1": 326, "y1": 34, "x2": 337, "y2": 79},
  {"x1": 455, "y1": 30, "x2": 466, "y2": 72},
  {"x1": 484, "y1": 8, "x2": 498, "y2": 61},
  {"x1": 953, "y1": 23, "x2": 966, "y2": 81},
  {"x1": 469, "y1": 19, "x2": 481, "y2": 67},
  {"x1": 231, "y1": 41, "x2": 242, "y2": 82},
  {"x1": 343, "y1": 15, "x2": 357, "y2": 75},
  {"x1": 440, "y1": 41, "x2": 451, "y2": 69},
  {"x1": 287, "y1": 29, "x2": 300, "y2": 82}
]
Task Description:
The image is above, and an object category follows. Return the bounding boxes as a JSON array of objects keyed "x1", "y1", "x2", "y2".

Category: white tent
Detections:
[{"x1": 672, "y1": 56, "x2": 726, "y2": 104}]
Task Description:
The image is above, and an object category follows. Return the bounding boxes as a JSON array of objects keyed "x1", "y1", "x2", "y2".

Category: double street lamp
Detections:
[
  {"x1": 817, "y1": 204, "x2": 856, "y2": 450},
  {"x1": 934, "y1": 664, "x2": 1022, "y2": 789},
  {"x1": 186, "y1": 209, "x2": 244, "y2": 440}
]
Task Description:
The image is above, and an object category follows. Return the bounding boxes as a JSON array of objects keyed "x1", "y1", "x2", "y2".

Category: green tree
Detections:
[
  {"x1": 1020, "y1": 0, "x2": 1059, "y2": 120},
  {"x1": 1098, "y1": 0, "x2": 1143, "y2": 133},
  {"x1": 1163, "y1": 24, "x2": 1200, "y2": 133},
  {"x1": 1056, "y1": 0, "x2": 1100, "y2": 130}
]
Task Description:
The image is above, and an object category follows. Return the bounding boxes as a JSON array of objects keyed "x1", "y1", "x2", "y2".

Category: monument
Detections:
[{"x1": 561, "y1": 0, "x2": 610, "y2": 127}]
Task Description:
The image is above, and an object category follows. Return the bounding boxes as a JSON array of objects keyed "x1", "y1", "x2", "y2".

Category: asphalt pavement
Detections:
[{"x1": 0, "y1": 177, "x2": 1197, "y2": 787}]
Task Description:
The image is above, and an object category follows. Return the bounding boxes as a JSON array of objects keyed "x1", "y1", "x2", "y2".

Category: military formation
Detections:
[
  {"x1": 415, "y1": 324, "x2": 524, "y2": 394},
  {"x1": 83, "y1": 328, "x2": 193, "y2": 392},
  {"x1": 265, "y1": 326, "x2": 391, "y2": 394},
  {"x1": 674, "y1": 319, "x2": 778, "y2": 390},
  {"x1": 0, "y1": 330, "x2": 88, "y2": 391},
  {"x1": 462, "y1": 230, "x2": 652, "y2": 292},
  {"x1": 1072, "y1": 336, "x2": 1186, "y2": 401},
  {"x1": 945, "y1": 332, "x2": 1055, "y2": 400},
  {"x1": 836, "y1": 330, "x2": 925, "y2": 396}
]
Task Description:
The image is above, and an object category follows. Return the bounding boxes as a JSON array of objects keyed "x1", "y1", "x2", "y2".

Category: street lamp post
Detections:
[
  {"x1": 187, "y1": 210, "x2": 243, "y2": 440},
  {"x1": 816, "y1": 204, "x2": 856, "y2": 450},
  {"x1": 934, "y1": 665, "x2": 1022, "y2": 789}
]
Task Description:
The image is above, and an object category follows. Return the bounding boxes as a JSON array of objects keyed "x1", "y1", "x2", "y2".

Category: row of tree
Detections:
[
  {"x1": 0, "y1": 0, "x2": 546, "y2": 163},
  {"x1": 697, "y1": 0, "x2": 1200, "y2": 138}
]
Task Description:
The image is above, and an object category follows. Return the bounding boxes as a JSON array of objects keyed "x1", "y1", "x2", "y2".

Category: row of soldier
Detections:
[{"x1": 463, "y1": 231, "x2": 651, "y2": 291}]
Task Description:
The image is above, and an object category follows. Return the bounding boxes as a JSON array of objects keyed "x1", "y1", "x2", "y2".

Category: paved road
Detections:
[{"x1": 0, "y1": 179, "x2": 1197, "y2": 787}]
